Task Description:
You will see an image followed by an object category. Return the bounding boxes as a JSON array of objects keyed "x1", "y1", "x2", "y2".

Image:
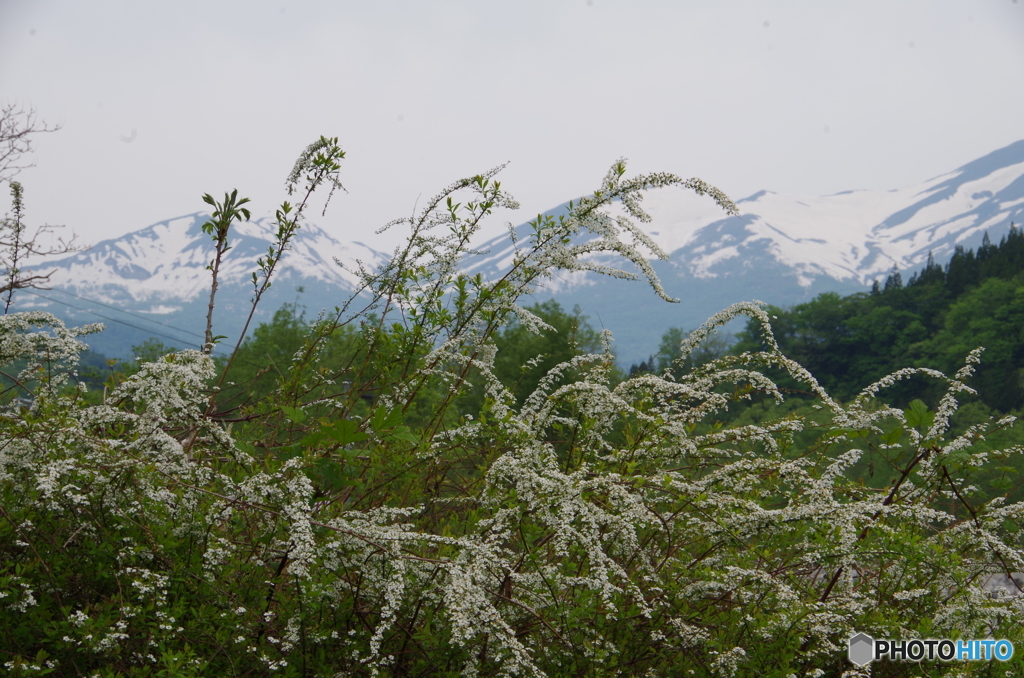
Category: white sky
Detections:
[{"x1": 2, "y1": 0, "x2": 1023, "y2": 252}]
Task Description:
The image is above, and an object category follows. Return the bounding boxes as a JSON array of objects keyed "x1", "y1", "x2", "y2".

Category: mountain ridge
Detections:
[
  {"x1": 461, "y1": 139, "x2": 1024, "y2": 362},
  {"x1": 13, "y1": 140, "x2": 1024, "y2": 363}
]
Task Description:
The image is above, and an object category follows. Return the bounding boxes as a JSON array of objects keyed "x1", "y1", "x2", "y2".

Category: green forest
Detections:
[
  {"x1": 77, "y1": 220, "x2": 1024, "y2": 431},
  {"x1": 730, "y1": 227, "x2": 1024, "y2": 415}
]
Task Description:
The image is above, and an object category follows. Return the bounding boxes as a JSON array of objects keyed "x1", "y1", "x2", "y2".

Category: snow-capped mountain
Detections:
[
  {"x1": 13, "y1": 140, "x2": 1024, "y2": 363},
  {"x1": 468, "y1": 140, "x2": 1024, "y2": 287},
  {"x1": 673, "y1": 139, "x2": 1024, "y2": 286},
  {"x1": 463, "y1": 140, "x2": 1024, "y2": 364},
  {"x1": 16, "y1": 214, "x2": 387, "y2": 357},
  {"x1": 33, "y1": 213, "x2": 385, "y2": 309}
]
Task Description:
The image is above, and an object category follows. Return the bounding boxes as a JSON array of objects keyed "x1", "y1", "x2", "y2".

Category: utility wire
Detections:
[
  {"x1": 19, "y1": 289, "x2": 229, "y2": 355},
  {"x1": 42, "y1": 287, "x2": 207, "y2": 341}
]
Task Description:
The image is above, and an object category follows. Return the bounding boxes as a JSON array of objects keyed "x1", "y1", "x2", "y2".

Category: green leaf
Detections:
[
  {"x1": 990, "y1": 476, "x2": 1015, "y2": 491},
  {"x1": 881, "y1": 426, "x2": 903, "y2": 446},
  {"x1": 371, "y1": 406, "x2": 404, "y2": 432},
  {"x1": 277, "y1": 446, "x2": 301, "y2": 462},
  {"x1": 314, "y1": 459, "x2": 347, "y2": 491},
  {"x1": 280, "y1": 405, "x2": 306, "y2": 424},
  {"x1": 383, "y1": 426, "x2": 419, "y2": 445},
  {"x1": 321, "y1": 419, "x2": 369, "y2": 446},
  {"x1": 943, "y1": 450, "x2": 971, "y2": 466},
  {"x1": 300, "y1": 431, "x2": 327, "y2": 447},
  {"x1": 905, "y1": 399, "x2": 934, "y2": 431}
]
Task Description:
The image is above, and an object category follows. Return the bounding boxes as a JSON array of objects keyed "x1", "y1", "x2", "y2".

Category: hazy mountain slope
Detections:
[
  {"x1": 463, "y1": 140, "x2": 1024, "y2": 363},
  {"x1": 13, "y1": 140, "x2": 1024, "y2": 364},
  {"x1": 16, "y1": 214, "x2": 387, "y2": 357}
]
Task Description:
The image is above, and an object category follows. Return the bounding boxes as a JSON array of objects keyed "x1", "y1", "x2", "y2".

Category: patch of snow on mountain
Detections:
[
  {"x1": 142, "y1": 305, "x2": 182, "y2": 315},
  {"x1": 628, "y1": 147, "x2": 1024, "y2": 286},
  {"x1": 28, "y1": 214, "x2": 388, "y2": 304}
]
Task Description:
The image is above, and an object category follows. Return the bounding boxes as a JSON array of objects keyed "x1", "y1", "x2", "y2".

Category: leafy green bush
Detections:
[{"x1": 2, "y1": 140, "x2": 1023, "y2": 677}]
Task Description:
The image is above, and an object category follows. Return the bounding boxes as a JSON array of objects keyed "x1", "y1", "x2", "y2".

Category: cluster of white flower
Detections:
[{"x1": 4, "y1": 159, "x2": 1024, "y2": 676}]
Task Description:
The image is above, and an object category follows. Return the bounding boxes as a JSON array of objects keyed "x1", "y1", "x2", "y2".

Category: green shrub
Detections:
[{"x1": 2, "y1": 141, "x2": 1022, "y2": 677}]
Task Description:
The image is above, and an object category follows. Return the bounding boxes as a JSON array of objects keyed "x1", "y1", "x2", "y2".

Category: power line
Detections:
[
  {"x1": 21, "y1": 289, "x2": 197, "y2": 346},
  {"x1": 43, "y1": 287, "x2": 206, "y2": 341},
  {"x1": 19, "y1": 289, "x2": 229, "y2": 355}
]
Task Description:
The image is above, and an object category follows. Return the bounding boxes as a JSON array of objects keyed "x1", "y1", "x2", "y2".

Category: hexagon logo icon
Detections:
[{"x1": 848, "y1": 632, "x2": 875, "y2": 666}]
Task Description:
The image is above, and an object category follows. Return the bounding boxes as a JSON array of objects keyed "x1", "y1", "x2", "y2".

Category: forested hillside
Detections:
[{"x1": 730, "y1": 224, "x2": 1024, "y2": 414}]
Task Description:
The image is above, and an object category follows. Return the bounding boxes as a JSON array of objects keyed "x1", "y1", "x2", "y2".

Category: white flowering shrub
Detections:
[{"x1": 2, "y1": 142, "x2": 1023, "y2": 677}]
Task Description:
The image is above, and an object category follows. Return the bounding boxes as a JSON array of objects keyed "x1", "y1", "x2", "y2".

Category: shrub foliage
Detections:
[{"x1": 2, "y1": 139, "x2": 1023, "y2": 677}]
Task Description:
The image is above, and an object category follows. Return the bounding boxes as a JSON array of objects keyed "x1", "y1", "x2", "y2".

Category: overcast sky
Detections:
[{"x1": 2, "y1": 0, "x2": 1023, "y2": 252}]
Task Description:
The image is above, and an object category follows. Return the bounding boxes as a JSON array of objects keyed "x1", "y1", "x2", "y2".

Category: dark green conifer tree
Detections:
[{"x1": 884, "y1": 267, "x2": 903, "y2": 291}]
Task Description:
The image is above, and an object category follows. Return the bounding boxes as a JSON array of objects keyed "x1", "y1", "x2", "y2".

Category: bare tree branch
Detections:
[
  {"x1": 0, "y1": 270, "x2": 54, "y2": 295},
  {"x1": 0, "y1": 103, "x2": 61, "y2": 184},
  {"x1": 0, "y1": 108, "x2": 86, "y2": 312}
]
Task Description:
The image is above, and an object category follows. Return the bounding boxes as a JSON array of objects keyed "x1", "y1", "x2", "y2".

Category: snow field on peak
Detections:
[{"x1": 29, "y1": 214, "x2": 388, "y2": 304}]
